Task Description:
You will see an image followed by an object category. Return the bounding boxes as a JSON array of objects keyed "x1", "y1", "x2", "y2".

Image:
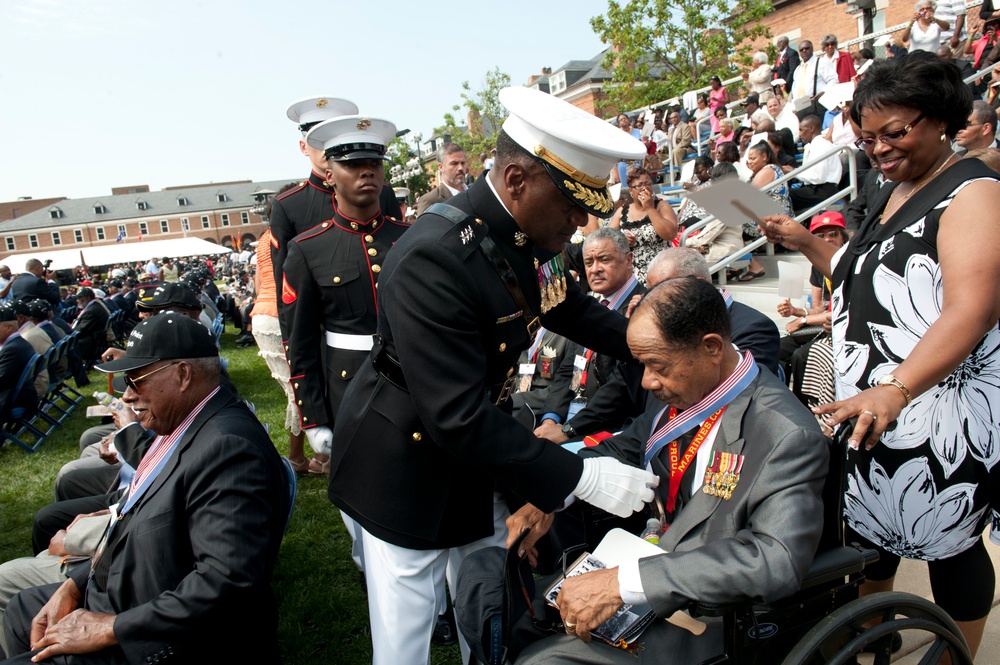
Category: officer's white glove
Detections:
[
  {"x1": 572, "y1": 457, "x2": 659, "y2": 518},
  {"x1": 304, "y1": 426, "x2": 333, "y2": 456}
]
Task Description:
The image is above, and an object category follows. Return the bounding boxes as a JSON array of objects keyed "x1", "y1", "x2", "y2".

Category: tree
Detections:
[
  {"x1": 383, "y1": 136, "x2": 432, "y2": 199},
  {"x1": 590, "y1": 0, "x2": 773, "y2": 114},
  {"x1": 435, "y1": 67, "x2": 511, "y2": 173}
]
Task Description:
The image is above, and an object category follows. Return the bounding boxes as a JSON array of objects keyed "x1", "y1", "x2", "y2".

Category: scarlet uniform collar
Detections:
[
  {"x1": 308, "y1": 170, "x2": 335, "y2": 193},
  {"x1": 331, "y1": 208, "x2": 384, "y2": 234}
]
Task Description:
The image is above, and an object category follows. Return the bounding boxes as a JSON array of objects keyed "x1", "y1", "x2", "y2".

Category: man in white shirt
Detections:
[
  {"x1": 956, "y1": 100, "x2": 999, "y2": 153},
  {"x1": 936, "y1": 0, "x2": 967, "y2": 55},
  {"x1": 790, "y1": 115, "x2": 843, "y2": 214},
  {"x1": 790, "y1": 41, "x2": 838, "y2": 121}
]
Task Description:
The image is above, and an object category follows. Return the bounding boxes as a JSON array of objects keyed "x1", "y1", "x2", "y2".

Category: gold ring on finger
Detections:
[{"x1": 862, "y1": 409, "x2": 876, "y2": 420}]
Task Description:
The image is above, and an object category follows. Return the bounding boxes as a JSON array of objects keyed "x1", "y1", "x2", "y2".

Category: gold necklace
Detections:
[{"x1": 880, "y1": 152, "x2": 955, "y2": 223}]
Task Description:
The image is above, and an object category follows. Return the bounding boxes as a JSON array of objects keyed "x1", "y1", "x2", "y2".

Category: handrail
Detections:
[{"x1": 676, "y1": 143, "x2": 858, "y2": 285}]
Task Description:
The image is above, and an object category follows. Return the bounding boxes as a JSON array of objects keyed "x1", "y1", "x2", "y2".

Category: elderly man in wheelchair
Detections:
[{"x1": 457, "y1": 278, "x2": 973, "y2": 665}]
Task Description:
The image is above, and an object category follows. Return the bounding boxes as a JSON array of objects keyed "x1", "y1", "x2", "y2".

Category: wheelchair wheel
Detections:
[{"x1": 780, "y1": 591, "x2": 972, "y2": 665}]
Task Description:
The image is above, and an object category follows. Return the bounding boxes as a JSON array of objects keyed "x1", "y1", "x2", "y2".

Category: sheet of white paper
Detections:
[
  {"x1": 819, "y1": 81, "x2": 855, "y2": 110},
  {"x1": 792, "y1": 96, "x2": 812, "y2": 112},
  {"x1": 686, "y1": 177, "x2": 784, "y2": 228},
  {"x1": 777, "y1": 261, "x2": 806, "y2": 300},
  {"x1": 749, "y1": 133, "x2": 768, "y2": 148}
]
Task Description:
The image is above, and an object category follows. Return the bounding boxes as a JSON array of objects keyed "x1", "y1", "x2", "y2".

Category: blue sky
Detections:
[{"x1": 0, "y1": 0, "x2": 611, "y2": 201}]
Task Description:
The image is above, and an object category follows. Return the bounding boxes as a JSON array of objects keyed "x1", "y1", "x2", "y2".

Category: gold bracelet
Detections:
[{"x1": 876, "y1": 374, "x2": 913, "y2": 406}]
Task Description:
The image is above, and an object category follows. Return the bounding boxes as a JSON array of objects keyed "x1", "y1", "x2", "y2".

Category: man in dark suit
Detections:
[
  {"x1": 414, "y1": 143, "x2": 469, "y2": 215},
  {"x1": 537, "y1": 248, "x2": 780, "y2": 446},
  {"x1": 0, "y1": 305, "x2": 38, "y2": 423},
  {"x1": 534, "y1": 228, "x2": 646, "y2": 442},
  {"x1": 9, "y1": 260, "x2": 59, "y2": 307},
  {"x1": 508, "y1": 278, "x2": 828, "y2": 664},
  {"x1": 329, "y1": 87, "x2": 657, "y2": 664},
  {"x1": 71, "y1": 288, "x2": 108, "y2": 368},
  {"x1": 2, "y1": 313, "x2": 289, "y2": 665},
  {"x1": 773, "y1": 36, "x2": 800, "y2": 94}
]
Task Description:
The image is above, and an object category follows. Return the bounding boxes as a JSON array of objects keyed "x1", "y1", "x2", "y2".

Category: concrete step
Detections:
[{"x1": 721, "y1": 252, "x2": 816, "y2": 331}]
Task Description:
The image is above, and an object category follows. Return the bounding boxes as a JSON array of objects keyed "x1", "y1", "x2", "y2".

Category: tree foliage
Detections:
[
  {"x1": 435, "y1": 67, "x2": 511, "y2": 172},
  {"x1": 590, "y1": 0, "x2": 773, "y2": 113}
]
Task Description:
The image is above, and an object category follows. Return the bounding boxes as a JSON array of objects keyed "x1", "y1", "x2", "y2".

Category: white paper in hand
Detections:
[
  {"x1": 685, "y1": 177, "x2": 783, "y2": 228},
  {"x1": 777, "y1": 261, "x2": 806, "y2": 300},
  {"x1": 792, "y1": 96, "x2": 813, "y2": 112},
  {"x1": 819, "y1": 82, "x2": 855, "y2": 110}
]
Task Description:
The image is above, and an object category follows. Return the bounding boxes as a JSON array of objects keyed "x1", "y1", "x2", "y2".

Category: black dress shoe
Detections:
[{"x1": 432, "y1": 609, "x2": 458, "y2": 646}]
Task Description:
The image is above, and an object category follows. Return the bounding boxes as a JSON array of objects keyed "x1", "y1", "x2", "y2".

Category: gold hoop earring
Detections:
[{"x1": 940, "y1": 133, "x2": 947, "y2": 143}]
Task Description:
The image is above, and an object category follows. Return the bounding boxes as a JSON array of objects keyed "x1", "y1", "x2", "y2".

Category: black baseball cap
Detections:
[
  {"x1": 0, "y1": 305, "x2": 17, "y2": 322},
  {"x1": 135, "y1": 282, "x2": 202, "y2": 312},
  {"x1": 28, "y1": 299, "x2": 52, "y2": 318},
  {"x1": 97, "y1": 312, "x2": 217, "y2": 375},
  {"x1": 742, "y1": 94, "x2": 760, "y2": 106}
]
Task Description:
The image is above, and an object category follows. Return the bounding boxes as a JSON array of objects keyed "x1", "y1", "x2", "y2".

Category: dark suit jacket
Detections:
[
  {"x1": 774, "y1": 47, "x2": 800, "y2": 93},
  {"x1": 68, "y1": 388, "x2": 289, "y2": 665},
  {"x1": 0, "y1": 334, "x2": 38, "y2": 420},
  {"x1": 10, "y1": 273, "x2": 60, "y2": 305},
  {"x1": 329, "y1": 178, "x2": 631, "y2": 550},
  {"x1": 73, "y1": 300, "x2": 110, "y2": 362},
  {"x1": 415, "y1": 182, "x2": 459, "y2": 216}
]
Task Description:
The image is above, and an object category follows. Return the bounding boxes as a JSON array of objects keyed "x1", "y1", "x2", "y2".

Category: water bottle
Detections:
[
  {"x1": 804, "y1": 293, "x2": 812, "y2": 311},
  {"x1": 641, "y1": 517, "x2": 662, "y2": 545},
  {"x1": 93, "y1": 391, "x2": 124, "y2": 410}
]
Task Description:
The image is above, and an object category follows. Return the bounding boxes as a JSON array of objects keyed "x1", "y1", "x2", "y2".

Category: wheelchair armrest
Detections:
[{"x1": 688, "y1": 545, "x2": 880, "y2": 618}]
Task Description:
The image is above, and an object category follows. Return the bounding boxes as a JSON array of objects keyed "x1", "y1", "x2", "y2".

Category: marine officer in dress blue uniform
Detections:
[{"x1": 328, "y1": 87, "x2": 660, "y2": 665}]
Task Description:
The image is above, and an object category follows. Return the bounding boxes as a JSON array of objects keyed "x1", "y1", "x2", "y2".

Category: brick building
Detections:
[
  {"x1": 0, "y1": 179, "x2": 294, "y2": 258},
  {"x1": 0, "y1": 197, "x2": 67, "y2": 224},
  {"x1": 526, "y1": 50, "x2": 612, "y2": 116}
]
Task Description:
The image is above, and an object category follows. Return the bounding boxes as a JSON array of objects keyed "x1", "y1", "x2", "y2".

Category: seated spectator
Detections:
[
  {"x1": 964, "y1": 146, "x2": 1000, "y2": 172},
  {"x1": 790, "y1": 115, "x2": 842, "y2": 214},
  {"x1": 663, "y1": 110, "x2": 694, "y2": 168},
  {"x1": 709, "y1": 105, "x2": 727, "y2": 135},
  {"x1": 11, "y1": 301, "x2": 53, "y2": 398},
  {"x1": 135, "y1": 282, "x2": 212, "y2": 331},
  {"x1": 819, "y1": 33, "x2": 857, "y2": 82},
  {"x1": 965, "y1": 18, "x2": 999, "y2": 97},
  {"x1": 740, "y1": 94, "x2": 770, "y2": 130},
  {"x1": 689, "y1": 94, "x2": 712, "y2": 139},
  {"x1": 767, "y1": 130, "x2": 798, "y2": 173},
  {"x1": 684, "y1": 164, "x2": 747, "y2": 266},
  {"x1": 28, "y1": 300, "x2": 66, "y2": 380},
  {"x1": 739, "y1": 142, "x2": 793, "y2": 282},
  {"x1": 1, "y1": 313, "x2": 290, "y2": 665},
  {"x1": 0, "y1": 306, "x2": 38, "y2": 423},
  {"x1": 503, "y1": 278, "x2": 828, "y2": 664},
  {"x1": 843, "y1": 158, "x2": 885, "y2": 234},
  {"x1": 823, "y1": 100, "x2": 861, "y2": 148},
  {"x1": 956, "y1": 100, "x2": 999, "y2": 153},
  {"x1": 714, "y1": 118, "x2": 735, "y2": 147},
  {"x1": 609, "y1": 167, "x2": 678, "y2": 283},
  {"x1": 715, "y1": 142, "x2": 752, "y2": 182},
  {"x1": 70, "y1": 287, "x2": 109, "y2": 370},
  {"x1": 766, "y1": 96, "x2": 800, "y2": 144},
  {"x1": 777, "y1": 212, "x2": 848, "y2": 407},
  {"x1": 533, "y1": 229, "x2": 645, "y2": 444},
  {"x1": 512, "y1": 327, "x2": 574, "y2": 430}
]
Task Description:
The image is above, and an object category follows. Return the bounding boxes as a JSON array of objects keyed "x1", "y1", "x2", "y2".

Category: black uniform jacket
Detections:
[
  {"x1": 328, "y1": 178, "x2": 631, "y2": 550},
  {"x1": 270, "y1": 171, "x2": 402, "y2": 340},
  {"x1": 282, "y1": 208, "x2": 409, "y2": 430}
]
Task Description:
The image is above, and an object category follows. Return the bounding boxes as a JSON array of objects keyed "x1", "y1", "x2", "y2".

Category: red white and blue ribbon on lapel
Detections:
[{"x1": 643, "y1": 351, "x2": 758, "y2": 466}]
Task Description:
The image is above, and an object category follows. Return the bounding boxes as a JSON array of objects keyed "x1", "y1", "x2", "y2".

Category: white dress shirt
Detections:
[
  {"x1": 799, "y1": 135, "x2": 842, "y2": 186},
  {"x1": 791, "y1": 56, "x2": 838, "y2": 102}
]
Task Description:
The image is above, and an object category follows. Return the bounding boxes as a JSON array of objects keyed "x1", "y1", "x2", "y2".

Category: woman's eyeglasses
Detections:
[
  {"x1": 854, "y1": 113, "x2": 925, "y2": 150},
  {"x1": 122, "y1": 361, "x2": 180, "y2": 391}
]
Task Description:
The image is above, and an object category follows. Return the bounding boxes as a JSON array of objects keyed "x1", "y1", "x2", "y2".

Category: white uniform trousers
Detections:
[
  {"x1": 362, "y1": 492, "x2": 509, "y2": 665},
  {"x1": 341, "y1": 510, "x2": 365, "y2": 573}
]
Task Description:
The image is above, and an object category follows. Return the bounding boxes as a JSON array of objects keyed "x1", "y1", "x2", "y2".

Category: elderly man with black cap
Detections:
[
  {"x1": 328, "y1": 86, "x2": 659, "y2": 665},
  {"x1": 1, "y1": 313, "x2": 289, "y2": 665},
  {"x1": 134, "y1": 283, "x2": 211, "y2": 331},
  {"x1": 0, "y1": 305, "x2": 38, "y2": 422},
  {"x1": 71, "y1": 288, "x2": 109, "y2": 369},
  {"x1": 269, "y1": 97, "x2": 403, "y2": 342}
]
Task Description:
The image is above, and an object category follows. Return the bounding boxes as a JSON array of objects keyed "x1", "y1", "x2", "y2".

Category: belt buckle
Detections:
[
  {"x1": 525, "y1": 316, "x2": 541, "y2": 338},
  {"x1": 495, "y1": 376, "x2": 516, "y2": 406}
]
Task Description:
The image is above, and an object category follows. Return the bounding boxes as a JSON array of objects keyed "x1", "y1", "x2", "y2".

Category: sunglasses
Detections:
[
  {"x1": 123, "y1": 361, "x2": 180, "y2": 391},
  {"x1": 854, "y1": 113, "x2": 925, "y2": 151}
]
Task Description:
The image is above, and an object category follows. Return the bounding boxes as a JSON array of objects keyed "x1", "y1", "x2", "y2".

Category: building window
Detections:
[
  {"x1": 241, "y1": 211, "x2": 250, "y2": 225},
  {"x1": 96, "y1": 227, "x2": 105, "y2": 241},
  {"x1": 181, "y1": 217, "x2": 190, "y2": 231},
  {"x1": 4, "y1": 238, "x2": 14, "y2": 251},
  {"x1": 201, "y1": 215, "x2": 210, "y2": 229},
  {"x1": 549, "y1": 71, "x2": 567, "y2": 95},
  {"x1": 177, "y1": 196, "x2": 189, "y2": 206},
  {"x1": 29, "y1": 234, "x2": 38, "y2": 248},
  {"x1": 93, "y1": 203, "x2": 107, "y2": 214},
  {"x1": 136, "y1": 199, "x2": 148, "y2": 211},
  {"x1": 117, "y1": 224, "x2": 127, "y2": 239},
  {"x1": 51, "y1": 232, "x2": 62, "y2": 246},
  {"x1": 74, "y1": 229, "x2": 84, "y2": 243},
  {"x1": 139, "y1": 222, "x2": 148, "y2": 235},
  {"x1": 221, "y1": 213, "x2": 230, "y2": 227},
  {"x1": 160, "y1": 220, "x2": 169, "y2": 233},
  {"x1": 48, "y1": 207, "x2": 63, "y2": 219},
  {"x1": 217, "y1": 193, "x2": 227, "y2": 203}
]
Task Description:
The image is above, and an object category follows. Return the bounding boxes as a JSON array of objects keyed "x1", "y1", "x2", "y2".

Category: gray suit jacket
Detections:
[
  {"x1": 545, "y1": 368, "x2": 829, "y2": 663},
  {"x1": 415, "y1": 182, "x2": 457, "y2": 215}
]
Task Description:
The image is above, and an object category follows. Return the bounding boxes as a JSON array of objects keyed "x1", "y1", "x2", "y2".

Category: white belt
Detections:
[{"x1": 325, "y1": 331, "x2": 375, "y2": 351}]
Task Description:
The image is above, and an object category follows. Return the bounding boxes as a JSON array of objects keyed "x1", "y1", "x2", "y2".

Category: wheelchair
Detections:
[{"x1": 479, "y1": 436, "x2": 975, "y2": 665}]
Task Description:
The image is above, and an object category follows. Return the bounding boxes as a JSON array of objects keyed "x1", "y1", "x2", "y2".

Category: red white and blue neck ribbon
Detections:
[{"x1": 644, "y1": 351, "x2": 757, "y2": 466}]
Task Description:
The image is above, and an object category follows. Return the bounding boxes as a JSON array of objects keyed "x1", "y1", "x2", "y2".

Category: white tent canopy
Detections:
[{"x1": 0, "y1": 237, "x2": 232, "y2": 272}]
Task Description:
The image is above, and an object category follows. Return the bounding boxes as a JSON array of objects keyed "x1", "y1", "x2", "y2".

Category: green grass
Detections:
[{"x1": 0, "y1": 327, "x2": 463, "y2": 665}]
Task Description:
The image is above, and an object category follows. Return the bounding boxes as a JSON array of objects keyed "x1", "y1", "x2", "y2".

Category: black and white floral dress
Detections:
[
  {"x1": 619, "y1": 203, "x2": 668, "y2": 284},
  {"x1": 831, "y1": 164, "x2": 1000, "y2": 560}
]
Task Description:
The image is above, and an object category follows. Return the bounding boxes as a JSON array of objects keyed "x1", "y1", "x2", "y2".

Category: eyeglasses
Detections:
[
  {"x1": 798, "y1": 46, "x2": 813, "y2": 52},
  {"x1": 122, "y1": 361, "x2": 180, "y2": 392},
  {"x1": 853, "y1": 113, "x2": 925, "y2": 150}
]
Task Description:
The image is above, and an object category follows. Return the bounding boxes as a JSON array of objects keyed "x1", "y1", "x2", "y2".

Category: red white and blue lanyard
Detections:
[{"x1": 643, "y1": 351, "x2": 757, "y2": 466}]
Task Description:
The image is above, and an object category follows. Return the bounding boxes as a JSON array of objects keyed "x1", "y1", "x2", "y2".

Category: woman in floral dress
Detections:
[
  {"x1": 757, "y1": 53, "x2": 1000, "y2": 659},
  {"x1": 609, "y1": 166, "x2": 678, "y2": 283}
]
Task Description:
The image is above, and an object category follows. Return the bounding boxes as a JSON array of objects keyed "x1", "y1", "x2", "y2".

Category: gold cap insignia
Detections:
[
  {"x1": 316, "y1": 98, "x2": 329, "y2": 108},
  {"x1": 357, "y1": 118, "x2": 372, "y2": 130}
]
